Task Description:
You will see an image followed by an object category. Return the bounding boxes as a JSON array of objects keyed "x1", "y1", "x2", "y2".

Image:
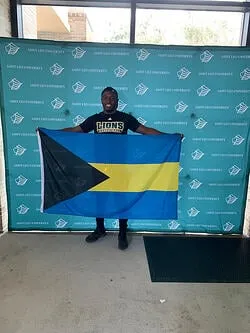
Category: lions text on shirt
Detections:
[
  {"x1": 96, "y1": 119, "x2": 124, "y2": 133},
  {"x1": 80, "y1": 111, "x2": 141, "y2": 134}
]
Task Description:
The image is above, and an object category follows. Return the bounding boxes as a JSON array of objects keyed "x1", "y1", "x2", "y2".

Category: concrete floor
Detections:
[{"x1": 0, "y1": 233, "x2": 249, "y2": 333}]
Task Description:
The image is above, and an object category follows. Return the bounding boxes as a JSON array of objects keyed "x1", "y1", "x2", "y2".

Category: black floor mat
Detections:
[{"x1": 143, "y1": 236, "x2": 250, "y2": 283}]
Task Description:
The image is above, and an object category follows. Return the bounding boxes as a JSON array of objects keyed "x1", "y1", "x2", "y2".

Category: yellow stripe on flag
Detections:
[{"x1": 89, "y1": 162, "x2": 179, "y2": 192}]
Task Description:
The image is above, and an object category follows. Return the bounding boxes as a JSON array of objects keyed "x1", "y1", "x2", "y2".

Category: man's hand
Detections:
[
  {"x1": 175, "y1": 133, "x2": 184, "y2": 139},
  {"x1": 136, "y1": 125, "x2": 164, "y2": 135}
]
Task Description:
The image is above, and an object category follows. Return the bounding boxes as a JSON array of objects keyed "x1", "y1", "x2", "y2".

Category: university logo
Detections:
[
  {"x1": 51, "y1": 97, "x2": 65, "y2": 109},
  {"x1": 194, "y1": 118, "x2": 207, "y2": 129},
  {"x1": 232, "y1": 135, "x2": 244, "y2": 146},
  {"x1": 133, "y1": 148, "x2": 146, "y2": 159},
  {"x1": 75, "y1": 177, "x2": 87, "y2": 188},
  {"x1": 15, "y1": 175, "x2": 28, "y2": 186},
  {"x1": 135, "y1": 83, "x2": 148, "y2": 95},
  {"x1": 200, "y1": 50, "x2": 214, "y2": 63},
  {"x1": 73, "y1": 115, "x2": 85, "y2": 126},
  {"x1": 189, "y1": 179, "x2": 202, "y2": 190},
  {"x1": 137, "y1": 117, "x2": 147, "y2": 125},
  {"x1": 72, "y1": 81, "x2": 86, "y2": 93},
  {"x1": 235, "y1": 102, "x2": 248, "y2": 114},
  {"x1": 117, "y1": 100, "x2": 127, "y2": 111},
  {"x1": 197, "y1": 85, "x2": 210, "y2": 96},
  {"x1": 53, "y1": 192, "x2": 65, "y2": 201},
  {"x1": 72, "y1": 47, "x2": 86, "y2": 59},
  {"x1": 17, "y1": 204, "x2": 29, "y2": 215},
  {"x1": 225, "y1": 194, "x2": 238, "y2": 204},
  {"x1": 191, "y1": 149, "x2": 204, "y2": 160},
  {"x1": 177, "y1": 67, "x2": 191, "y2": 80},
  {"x1": 50, "y1": 63, "x2": 64, "y2": 76},
  {"x1": 136, "y1": 48, "x2": 150, "y2": 61},
  {"x1": 114, "y1": 65, "x2": 128, "y2": 78},
  {"x1": 223, "y1": 222, "x2": 235, "y2": 232},
  {"x1": 13, "y1": 144, "x2": 26, "y2": 156},
  {"x1": 55, "y1": 218, "x2": 68, "y2": 228},
  {"x1": 168, "y1": 220, "x2": 180, "y2": 230},
  {"x1": 55, "y1": 163, "x2": 66, "y2": 172},
  {"x1": 112, "y1": 219, "x2": 119, "y2": 229},
  {"x1": 228, "y1": 165, "x2": 241, "y2": 176},
  {"x1": 187, "y1": 207, "x2": 200, "y2": 217},
  {"x1": 240, "y1": 68, "x2": 250, "y2": 80},
  {"x1": 11, "y1": 112, "x2": 24, "y2": 124},
  {"x1": 175, "y1": 101, "x2": 188, "y2": 113},
  {"x1": 8, "y1": 78, "x2": 23, "y2": 90},
  {"x1": 5, "y1": 42, "x2": 20, "y2": 55}
]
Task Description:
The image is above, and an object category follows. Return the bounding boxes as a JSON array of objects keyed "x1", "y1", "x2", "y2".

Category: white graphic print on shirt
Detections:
[{"x1": 96, "y1": 121, "x2": 125, "y2": 133}]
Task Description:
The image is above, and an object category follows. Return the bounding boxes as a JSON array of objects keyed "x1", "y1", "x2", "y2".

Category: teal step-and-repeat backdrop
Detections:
[{"x1": 0, "y1": 37, "x2": 249, "y2": 233}]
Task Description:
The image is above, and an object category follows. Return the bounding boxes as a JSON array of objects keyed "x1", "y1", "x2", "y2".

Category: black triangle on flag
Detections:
[{"x1": 39, "y1": 131, "x2": 109, "y2": 210}]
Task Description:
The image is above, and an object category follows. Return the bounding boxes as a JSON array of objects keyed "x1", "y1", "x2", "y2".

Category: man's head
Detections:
[{"x1": 101, "y1": 87, "x2": 118, "y2": 113}]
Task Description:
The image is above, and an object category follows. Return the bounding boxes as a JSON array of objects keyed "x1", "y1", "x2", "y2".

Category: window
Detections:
[
  {"x1": 19, "y1": 1, "x2": 250, "y2": 46},
  {"x1": 22, "y1": 6, "x2": 131, "y2": 43},
  {"x1": 135, "y1": 9, "x2": 244, "y2": 46}
]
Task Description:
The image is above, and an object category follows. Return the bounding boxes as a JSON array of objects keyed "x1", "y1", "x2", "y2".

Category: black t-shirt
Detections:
[{"x1": 80, "y1": 111, "x2": 141, "y2": 134}]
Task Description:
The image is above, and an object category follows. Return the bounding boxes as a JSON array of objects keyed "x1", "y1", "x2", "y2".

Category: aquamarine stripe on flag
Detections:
[{"x1": 39, "y1": 128, "x2": 181, "y2": 164}]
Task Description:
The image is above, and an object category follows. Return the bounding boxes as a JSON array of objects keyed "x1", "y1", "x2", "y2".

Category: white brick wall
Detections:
[
  {"x1": 0, "y1": 0, "x2": 10, "y2": 231},
  {"x1": 0, "y1": 0, "x2": 11, "y2": 37}
]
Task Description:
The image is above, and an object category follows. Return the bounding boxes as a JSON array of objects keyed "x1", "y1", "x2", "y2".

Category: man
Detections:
[{"x1": 63, "y1": 86, "x2": 164, "y2": 250}]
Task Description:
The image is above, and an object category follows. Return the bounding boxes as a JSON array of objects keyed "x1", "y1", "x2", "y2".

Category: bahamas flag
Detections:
[{"x1": 37, "y1": 128, "x2": 181, "y2": 219}]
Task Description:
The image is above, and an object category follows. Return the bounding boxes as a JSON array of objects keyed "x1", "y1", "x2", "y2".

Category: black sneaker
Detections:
[
  {"x1": 85, "y1": 229, "x2": 106, "y2": 243},
  {"x1": 118, "y1": 234, "x2": 128, "y2": 250}
]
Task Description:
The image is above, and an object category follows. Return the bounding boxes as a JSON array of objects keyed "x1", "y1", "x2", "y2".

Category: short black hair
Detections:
[{"x1": 101, "y1": 87, "x2": 118, "y2": 99}]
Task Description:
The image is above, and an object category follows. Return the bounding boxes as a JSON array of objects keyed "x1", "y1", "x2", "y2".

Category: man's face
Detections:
[{"x1": 101, "y1": 91, "x2": 118, "y2": 113}]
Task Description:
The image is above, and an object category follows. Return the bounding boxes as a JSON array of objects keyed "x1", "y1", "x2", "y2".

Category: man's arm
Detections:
[
  {"x1": 136, "y1": 124, "x2": 184, "y2": 138},
  {"x1": 36, "y1": 126, "x2": 82, "y2": 133},
  {"x1": 61, "y1": 115, "x2": 95, "y2": 133},
  {"x1": 136, "y1": 124, "x2": 164, "y2": 135},
  {"x1": 61, "y1": 125, "x2": 83, "y2": 132}
]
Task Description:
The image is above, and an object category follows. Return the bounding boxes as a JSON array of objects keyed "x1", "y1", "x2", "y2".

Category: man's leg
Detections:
[
  {"x1": 85, "y1": 218, "x2": 106, "y2": 243},
  {"x1": 118, "y1": 219, "x2": 128, "y2": 250}
]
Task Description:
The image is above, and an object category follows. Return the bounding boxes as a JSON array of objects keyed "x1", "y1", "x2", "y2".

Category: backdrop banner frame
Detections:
[{"x1": 0, "y1": 37, "x2": 249, "y2": 233}]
